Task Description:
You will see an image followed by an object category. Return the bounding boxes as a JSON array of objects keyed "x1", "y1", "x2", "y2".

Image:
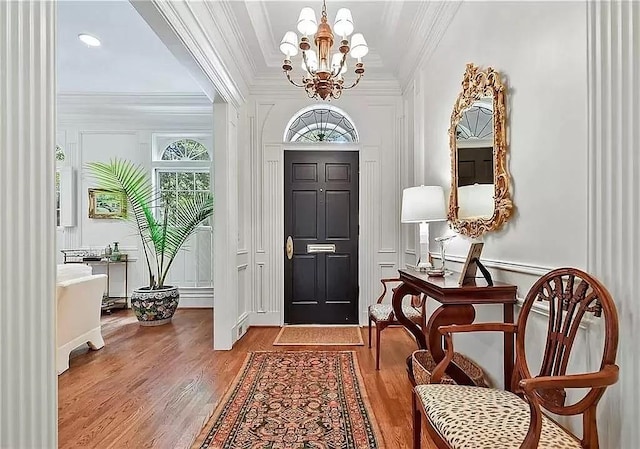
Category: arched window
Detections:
[
  {"x1": 284, "y1": 106, "x2": 358, "y2": 143},
  {"x1": 161, "y1": 138, "x2": 210, "y2": 161},
  {"x1": 55, "y1": 145, "x2": 66, "y2": 226},
  {"x1": 154, "y1": 137, "x2": 212, "y2": 226},
  {"x1": 56, "y1": 144, "x2": 66, "y2": 162}
]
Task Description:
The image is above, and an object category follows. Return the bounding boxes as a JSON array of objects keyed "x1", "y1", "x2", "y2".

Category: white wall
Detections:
[
  {"x1": 407, "y1": 1, "x2": 639, "y2": 446},
  {"x1": 406, "y1": 0, "x2": 591, "y2": 429},
  {"x1": 56, "y1": 95, "x2": 214, "y2": 307},
  {"x1": 248, "y1": 95, "x2": 404, "y2": 327}
]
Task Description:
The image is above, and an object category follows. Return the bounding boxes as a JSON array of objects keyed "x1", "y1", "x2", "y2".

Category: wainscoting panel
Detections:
[
  {"x1": 0, "y1": 2, "x2": 57, "y2": 447},
  {"x1": 587, "y1": 2, "x2": 639, "y2": 447}
]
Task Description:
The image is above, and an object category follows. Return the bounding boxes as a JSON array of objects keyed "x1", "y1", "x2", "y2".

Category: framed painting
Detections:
[{"x1": 88, "y1": 188, "x2": 127, "y2": 219}]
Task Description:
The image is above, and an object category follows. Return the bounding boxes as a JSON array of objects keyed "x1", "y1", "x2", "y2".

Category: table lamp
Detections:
[{"x1": 401, "y1": 185, "x2": 446, "y2": 272}]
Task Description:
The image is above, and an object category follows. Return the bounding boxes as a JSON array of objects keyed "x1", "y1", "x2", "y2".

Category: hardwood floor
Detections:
[{"x1": 58, "y1": 309, "x2": 434, "y2": 448}]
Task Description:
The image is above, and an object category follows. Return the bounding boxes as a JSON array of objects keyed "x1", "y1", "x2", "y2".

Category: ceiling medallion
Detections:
[{"x1": 279, "y1": 0, "x2": 369, "y2": 100}]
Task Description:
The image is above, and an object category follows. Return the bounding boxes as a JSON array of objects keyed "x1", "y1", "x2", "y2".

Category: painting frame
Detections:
[
  {"x1": 458, "y1": 242, "x2": 485, "y2": 286},
  {"x1": 88, "y1": 188, "x2": 127, "y2": 219}
]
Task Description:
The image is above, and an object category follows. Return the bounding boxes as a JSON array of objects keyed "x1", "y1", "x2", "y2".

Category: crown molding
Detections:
[
  {"x1": 57, "y1": 93, "x2": 213, "y2": 126},
  {"x1": 398, "y1": 1, "x2": 462, "y2": 92}
]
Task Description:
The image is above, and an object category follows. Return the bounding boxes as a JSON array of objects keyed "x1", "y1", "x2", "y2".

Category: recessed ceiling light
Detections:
[{"x1": 78, "y1": 33, "x2": 101, "y2": 47}]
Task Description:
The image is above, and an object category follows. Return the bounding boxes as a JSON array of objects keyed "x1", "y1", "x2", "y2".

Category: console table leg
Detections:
[{"x1": 504, "y1": 302, "x2": 515, "y2": 391}]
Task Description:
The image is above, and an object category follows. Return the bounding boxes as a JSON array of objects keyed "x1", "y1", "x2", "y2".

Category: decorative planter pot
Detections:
[{"x1": 130, "y1": 286, "x2": 179, "y2": 326}]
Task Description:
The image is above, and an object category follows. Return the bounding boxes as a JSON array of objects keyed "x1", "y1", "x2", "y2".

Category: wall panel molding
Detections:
[
  {"x1": 587, "y1": 2, "x2": 639, "y2": 447},
  {"x1": 0, "y1": 2, "x2": 57, "y2": 447}
]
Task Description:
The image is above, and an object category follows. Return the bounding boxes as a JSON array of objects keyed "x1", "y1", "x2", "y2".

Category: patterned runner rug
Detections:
[
  {"x1": 192, "y1": 351, "x2": 381, "y2": 449},
  {"x1": 273, "y1": 325, "x2": 364, "y2": 346}
]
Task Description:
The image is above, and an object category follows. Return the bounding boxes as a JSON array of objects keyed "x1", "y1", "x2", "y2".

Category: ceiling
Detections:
[
  {"x1": 57, "y1": 0, "x2": 453, "y2": 96},
  {"x1": 227, "y1": 0, "x2": 430, "y2": 83},
  {"x1": 57, "y1": 0, "x2": 203, "y2": 94}
]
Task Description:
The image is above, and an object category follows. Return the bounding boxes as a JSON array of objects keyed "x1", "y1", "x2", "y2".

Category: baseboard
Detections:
[
  {"x1": 177, "y1": 287, "x2": 214, "y2": 308},
  {"x1": 249, "y1": 311, "x2": 281, "y2": 326},
  {"x1": 233, "y1": 312, "x2": 250, "y2": 342}
]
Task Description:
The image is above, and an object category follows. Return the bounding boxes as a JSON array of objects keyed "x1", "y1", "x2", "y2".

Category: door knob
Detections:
[{"x1": 286, "y1": 236, "x2": 294, "y2": 260}]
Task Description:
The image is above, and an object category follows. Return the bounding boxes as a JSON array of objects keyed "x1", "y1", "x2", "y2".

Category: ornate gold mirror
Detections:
[{"x1": 448, "y1": 63, "x2": 513, "y2": 237}]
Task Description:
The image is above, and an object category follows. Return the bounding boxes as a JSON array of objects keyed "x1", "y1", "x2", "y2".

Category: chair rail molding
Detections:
[
  {"x1": 587, "y1": 2, "x2": 639, "y2": 447},
  {"x1": 0, "y1": 2, "x2": 57, "y2": 447}
]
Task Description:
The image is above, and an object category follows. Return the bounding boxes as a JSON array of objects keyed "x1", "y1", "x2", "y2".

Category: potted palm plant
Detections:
[{"x1": 87, "y1": 159, "x2": 214, "y2": 326}]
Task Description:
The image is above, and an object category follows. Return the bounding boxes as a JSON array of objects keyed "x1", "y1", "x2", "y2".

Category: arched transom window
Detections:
[
  {"x1": 285, "y1": 106, "x2": 358, "y2": 143},
  {"x1": 161, "y1": 138, "x2": 210, "y2": 161}
]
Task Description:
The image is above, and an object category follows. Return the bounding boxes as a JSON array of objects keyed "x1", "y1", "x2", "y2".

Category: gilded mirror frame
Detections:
[{"x1": 448, "y1": 63, "x2": 513, "y2": 237}]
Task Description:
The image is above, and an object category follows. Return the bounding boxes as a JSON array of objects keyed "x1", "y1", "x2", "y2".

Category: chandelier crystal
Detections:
[{"x1": 280, "y1": 0, "x2": 368, "y2": 100}]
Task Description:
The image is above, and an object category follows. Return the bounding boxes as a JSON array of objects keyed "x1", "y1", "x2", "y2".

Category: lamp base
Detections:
[
  {"x1": 426, "y1": 267, "x2": 446, "y2": 277},
  {"x1": 416, "y1": 261, "x2": 432, "y2": 272}
]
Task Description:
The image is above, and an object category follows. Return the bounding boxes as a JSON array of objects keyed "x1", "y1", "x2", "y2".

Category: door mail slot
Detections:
[{"x1": 307, "y1": 244, "x2": 336, "y2": 253}]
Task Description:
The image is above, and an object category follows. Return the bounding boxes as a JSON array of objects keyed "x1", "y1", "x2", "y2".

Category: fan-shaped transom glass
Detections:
[
  {"x1": 456, "y1": 104, "x2": 493, "y2": 140},
  {"x1": 161, "y1": 139, "x2": 210, "y2": 161},
  {"x1": 285, "y1": 107, "x2": 358, "y2": 143}
]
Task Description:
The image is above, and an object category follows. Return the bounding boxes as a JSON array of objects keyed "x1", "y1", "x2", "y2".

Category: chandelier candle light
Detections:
[{"x1": 280, "y1": 0, "x2": 369, "y2": 100}]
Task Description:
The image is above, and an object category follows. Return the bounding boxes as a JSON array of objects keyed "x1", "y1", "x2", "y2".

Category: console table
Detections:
[{"x1": 392, "y1": 268, "x2": 517, "y2": 389}]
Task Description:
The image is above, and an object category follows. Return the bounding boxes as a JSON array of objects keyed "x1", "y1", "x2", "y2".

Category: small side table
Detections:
[
  {"x1": 61, "y1": 250, "x2": 129, "y2": 312},
  {"x1": 91, "y1": 256, "x2": 129, "y2": 312}
]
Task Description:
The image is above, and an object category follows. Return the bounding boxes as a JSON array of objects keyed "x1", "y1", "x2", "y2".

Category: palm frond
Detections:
[{"x1": 86, "y1": 158, "x2": 214, "y2": 290}]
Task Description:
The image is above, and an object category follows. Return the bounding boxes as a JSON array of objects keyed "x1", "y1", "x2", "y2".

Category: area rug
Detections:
[
  {"x1": 273, "y1": 325, "x2": 364, "y2": 346},
  {"x1": 192, "y1": 351, "x2": 380, "y2": 449}
]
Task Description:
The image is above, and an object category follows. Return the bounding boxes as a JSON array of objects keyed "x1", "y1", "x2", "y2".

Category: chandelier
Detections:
[{"x1": 279, "y1": 0, "x2": 369, "y2": 100}]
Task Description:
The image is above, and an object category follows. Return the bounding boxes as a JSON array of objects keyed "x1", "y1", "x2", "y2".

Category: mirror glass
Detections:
[{"x1": 455, "y1": 97, "x2": 495, "y2": 219}]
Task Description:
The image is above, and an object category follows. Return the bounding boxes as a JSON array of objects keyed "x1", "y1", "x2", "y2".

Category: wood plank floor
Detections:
[{"x1": 58, "y1": 309, "x2": 435, "y2": 448}]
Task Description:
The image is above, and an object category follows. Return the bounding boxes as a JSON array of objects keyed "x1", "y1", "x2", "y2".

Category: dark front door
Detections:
[{"x1": 284, "y1": 151, "x2": 359, "y2": 324}]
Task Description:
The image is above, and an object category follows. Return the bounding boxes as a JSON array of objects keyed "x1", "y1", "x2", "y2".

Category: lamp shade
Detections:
[
  {"x1": 401, "y1": 185, "x2": 446, "y2": 223},
  {"x1": 280, "y1": 31, "x2": 298, "y2": 57},
  {"x1": 297, "y1": 7, "x2": 318, "y2": 36},
  {"x1": 349, "y1": 33, "x2": 368, "y2": 59},
  {"x1": 457, "y1": 183, "x2": 495, "y2": 218},
  {"x1": 333, "y1": 8, "x2": 354, "y2": 37}
]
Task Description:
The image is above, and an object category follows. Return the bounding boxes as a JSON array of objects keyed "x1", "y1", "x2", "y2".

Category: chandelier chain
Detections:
[{"x1": 321, "y1": 0, "x2": 327, "y2": 19}]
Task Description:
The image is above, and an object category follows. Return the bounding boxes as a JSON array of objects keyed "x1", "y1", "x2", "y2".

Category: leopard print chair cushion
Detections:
[
  {"x1": 368, "y1": 303, "x2": 422, "y2": 322},
  {"x1": 415, "y1": 384, "x2": 582, "y2": 449}
]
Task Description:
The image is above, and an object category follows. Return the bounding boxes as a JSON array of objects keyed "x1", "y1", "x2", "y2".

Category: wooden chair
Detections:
[
  {"x1": 413, "y1": 268, "x2": 619, "y2": 449},
  {"x1": 369, "y1": 278, "x2": 423, "y2": 370}
]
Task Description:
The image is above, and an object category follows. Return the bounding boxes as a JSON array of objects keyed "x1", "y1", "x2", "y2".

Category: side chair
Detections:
[
  {"x1": 413, "y1": 267, "x2": 619, "y2": 449},
  {"x1": 368, "y1": 278, "x2": 423, "y2": 370}
]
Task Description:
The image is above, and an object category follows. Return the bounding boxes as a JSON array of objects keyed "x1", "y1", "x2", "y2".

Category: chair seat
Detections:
[
  {"x1": 369, "y1": 303, "x2": 421, "y2": 322},
  {"x1": 415, "y1": 384, "x2": 582, "y2": 449}
]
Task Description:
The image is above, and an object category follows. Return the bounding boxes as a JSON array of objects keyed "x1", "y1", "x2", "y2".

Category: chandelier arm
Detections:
[
  {"x1": 285, "y1": 71, "x2": 306, "y2": 88},
  {"x1": 301, "y1": 51, "x2": 315, "y2": 75},
  {"x1": 337, "y1": 53, "x2": 348, "y2": 76},
  {"x1": 341, "y1": 74, "x2": 364, "y2": 90}
]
